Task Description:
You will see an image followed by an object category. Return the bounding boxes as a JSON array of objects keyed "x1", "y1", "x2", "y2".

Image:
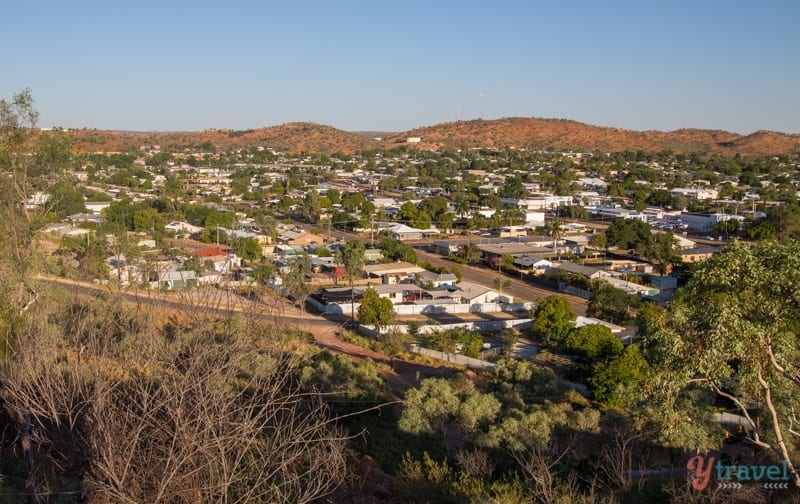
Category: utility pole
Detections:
[{"x1": 370, "y1": 215, "x2": 375, "y2": 248}]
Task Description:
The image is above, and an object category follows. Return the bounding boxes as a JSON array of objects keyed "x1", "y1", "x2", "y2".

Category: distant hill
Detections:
[
  {"x1": 384, "y1": 118, "x2": 800, "y2": 155},
  {"x1": 64, "y1": 118, "x2": 800, "y2": 155},
  {"x1": 67, "y1": 123, "x2": 382, "y2": 155}
]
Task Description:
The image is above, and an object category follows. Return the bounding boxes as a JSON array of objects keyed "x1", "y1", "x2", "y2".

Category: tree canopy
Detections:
[
  {"x1": 529, "y1": 296, "x2": 576, "y2": 346},
  {"x1": 357, "y1": 288, "x2": 396, "y2": 332},
  {"x1": 604, "y1": 218, "x2": 652, "y2": 250},
  {"x1": 637, "y1": 241, "x2": 800, "y2": 486}
]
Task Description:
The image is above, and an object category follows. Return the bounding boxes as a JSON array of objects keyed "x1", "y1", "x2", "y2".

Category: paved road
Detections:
[
  {"x1": 413, "y1": 249, "x2": 588, "y2": 316},
  {"x1": 299, "y1": 226, "x2": 589, "y2": 315}
]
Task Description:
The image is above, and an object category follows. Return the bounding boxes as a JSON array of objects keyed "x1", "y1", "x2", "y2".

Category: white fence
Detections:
[
  {"x1": 408, "y1": 345, "x2": 496, "y2": 371},
  {"x1": 307, "y1": 297, "x2": 532, "y2": 316},
  {"x1": 358, "y1": 318, "x2": 532, "y2": 338}
]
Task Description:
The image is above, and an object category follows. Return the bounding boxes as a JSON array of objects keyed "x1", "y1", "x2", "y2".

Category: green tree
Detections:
[
  {"x1": 589, "y1": 233, "x2": 608, "y2": 258},
  {"x1": 712, "y1": 218, "x2": 740, "y2": 237},
  {"x1": 418, "y1": 195, "x2": 449, "y2": 222},
  {"x1": 132, "y1": 207, "x2": 163, "y2": 233},
  {"x1": 397, "y1": 201, "x2": 419, "y2": 224},
  {"x1": 747, "y1": 218, "x2": 777, "y2": 241},
  {"x1": 103, "y1": 199, "x2": 136, "y2": 231},
  {"x1": 357, "y1": 288, "x2": 396, "y2": 334},
  {"x1": 530, "y1": 296, "x2": 576, "y2": 346},
  {"x1": 499, "y1": 175, "x2": 527, "y2": 200},
  {"x1": 234, "y1": 237, "x2": 262, "y2": 261},
  {"x1": 459, "y1": 243, "x2": 482, "y2": 264},
  {"x1": 637, "y1": 241, "x2": 800, "y2": 485},
  {"x1": 493, "y1": 276, "x2": 511, "y2": 296},
  {"x1": 283, "y1": 254, "x2": 312, "y2": 313},
  {"x1": 589, "y1": 345, "x2": 647, "y2": 407},
  {"x1": 399, "y1": 377, "x2": 500, "y2": 442},
  {"x1": 49, "y1": 181, "x2": 87, "y2": 217},
  {"x1": 646, "y1": 232, "x2": 679, "y2": 275},
  {"x1": 587, "y1": 281, "x2": 638, "y2": 324},
  {"x1": 557, "y1": 205, "x2": 588, "y2": 219},
  {"x1": 34, "y1": 130, "x2": 72, "y2": 177},
  {"x1": 605, "y1": 218, "x2": 652, "y2": 250},
  {"x1": 326, "y1": 188, "x2": 340, "y2": 205},
  {"x1": 546, "y1": 219, "x2": 563, "y2": 260},
  {"x1": 564, "y1": 324, "x2": 623, "y2": 362},
  {"x1": 204, "y1": 210, "x2": 234, "y2": 230},
  {"x1": 500, "y1": 253, "x2": 515, "y2": 272},
  {"x1": 399, "y1": 378, "x2": 461, "y2": 439},
  {"x1": 646, "y1": 189, "x2": 673, "y2": 208},
  {"x1": 500, "y1": 329, "x2": 518, "y2": 355},
  {"x1": 299, "y1": 190, "x2": 322, "y2": 224}
]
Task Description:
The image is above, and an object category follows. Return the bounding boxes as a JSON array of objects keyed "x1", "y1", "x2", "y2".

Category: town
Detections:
[
  {"x1": 18, "y1": 129, "x2": 798, "y2": 501},
  {"x1": 40, "y1": 138, "x2": 796, "y2": 336}
]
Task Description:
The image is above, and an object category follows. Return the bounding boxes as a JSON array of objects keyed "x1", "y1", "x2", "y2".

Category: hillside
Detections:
[
  {"x1": 385, "y1": 118, "x2": 800, "y2": 155},
  {"x1": 64, "y1": 118, "x2": 800, "y2": 155},
  {"x1": 67, "y1": 122, "x2": 382, "y2": 155}
]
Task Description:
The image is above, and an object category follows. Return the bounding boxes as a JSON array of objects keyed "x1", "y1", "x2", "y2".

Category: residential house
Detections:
[
  {"x1": 192, "y1": 247, "x2": 242, "y2": 273},
  {"x1": 85, "y1": 201, "x2": 111, "y2": 215},
  {"x1": 275, "y1": 244, "x2": 306, "y2": 256},
  {"x1": 513, "y1": 255, "x2": 552, "y2": 270},
  {"x1": 388, "y1": 223, "x2": 437, "y2": 241},
  {"x1": 364, "y1": 248, "x2": 383, "y2": 263},
  {"x1": 414, "y1": 270, "x2": 458, "y2": 289},
  {"x1": 369, "y1": 284, "x2": 423, "y2": 304},
  {"x1": 67, "y1": 213, "x2": 105, "y2": 225},
  {"x1": 44, "y1": 223, "x2": 89, "y2": 238},
  {"x1": 25, "y1": 192, "x2": 50, "y2": 209},
  {"x1": 152, "y1": 270, "x2": 198, "y2": 290},
  {"x1": 670, "y1": 188, "x2": 719, "y2": 200},
  {"x1": 604, "y1": 276, "x2": 659, "y2": 296},
  {"x1": 679, "y1": 246, "x2": 719, "y2": 263},
  {"x1": 478, "y1": 242, "x2": 551, "y2": 267},
  {"x1": 496, "y1": 226, "x2": 527, "y2": 238},
  {"x1": 363, "y1": 261, "x2": 425, "y2": 284},
  {"x1": 551, "y1": 262, "x2": 611, "y2": 280},
  {"x1": 448, "y1": 281, "x2": 501, "y2": 304},
  {"x1": 164, "y1": 221, "x2": 204, "y2": 236},
  {"x1": 278, "y1": 229, "x2": 324, "y2": 246}
]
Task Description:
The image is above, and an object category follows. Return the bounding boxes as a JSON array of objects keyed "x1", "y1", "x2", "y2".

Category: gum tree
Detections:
[{"x1": 637, "y1": 241, "x2": 800, "y2": 487}]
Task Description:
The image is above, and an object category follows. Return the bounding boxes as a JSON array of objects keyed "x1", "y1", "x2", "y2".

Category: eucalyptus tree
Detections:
[{"x1": 637, "y1": 241, "x2": 800, "y2": 487}]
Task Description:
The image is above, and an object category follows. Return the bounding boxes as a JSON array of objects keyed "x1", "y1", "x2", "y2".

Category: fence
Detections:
[
  {"x1": 307, "y1": 297, "x2": 532, "y2": 316},
  {"x1": 404, "y1": 343, "x2": 588, "y2": 396},
  {"x1": 558, "y1": 283, "x2": 593, "y2": 300},
  {"x1": 408, "y1": 345, "x2": 496, "y2": 371},
  {"x1": 358, "y1": 318, "x2": 533, "y2": 338}
]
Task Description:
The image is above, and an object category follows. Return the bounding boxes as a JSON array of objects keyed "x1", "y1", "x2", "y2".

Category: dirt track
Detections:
[{"x1": 36, "y1": 276, "x2": 442, "y2": 398}]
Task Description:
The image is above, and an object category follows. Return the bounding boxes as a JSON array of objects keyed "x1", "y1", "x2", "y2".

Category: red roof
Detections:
[{"x1": 192, "y1": 247, "x2": 228, "y2": 258}]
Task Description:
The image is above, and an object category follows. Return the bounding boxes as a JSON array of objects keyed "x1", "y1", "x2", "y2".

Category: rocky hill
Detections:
[
  {"x1": 67, "y1": 122, "x2": 381, "y2": 155},
  {"x1": 65, "y1": 118, "x2": 800, "y2": 155},
  {"x1": 384, "y1": 118, "x2": 800, "y2": 155}
]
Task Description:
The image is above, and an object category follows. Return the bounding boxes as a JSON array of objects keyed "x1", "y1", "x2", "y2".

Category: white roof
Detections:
[{"x1": 574, "y1": 316, "x2": 625, "y2": 334}]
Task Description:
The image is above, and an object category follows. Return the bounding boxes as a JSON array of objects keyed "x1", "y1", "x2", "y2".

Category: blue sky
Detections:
[{"x1": 3, "y1": 1, "x2": 798, "y2": 133}]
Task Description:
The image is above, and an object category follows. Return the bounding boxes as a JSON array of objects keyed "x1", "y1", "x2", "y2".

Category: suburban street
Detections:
[
  {"x1": 303, "y1": 225, "x2": 589, "y2": 315},
  {"x1": 413, "y1": 248, "x2": 588, "y2": 316}
]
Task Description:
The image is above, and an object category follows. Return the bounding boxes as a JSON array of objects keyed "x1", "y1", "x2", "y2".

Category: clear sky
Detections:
[{"x1": 2, "y1": 1, "x2": 799, "y2": 134}]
